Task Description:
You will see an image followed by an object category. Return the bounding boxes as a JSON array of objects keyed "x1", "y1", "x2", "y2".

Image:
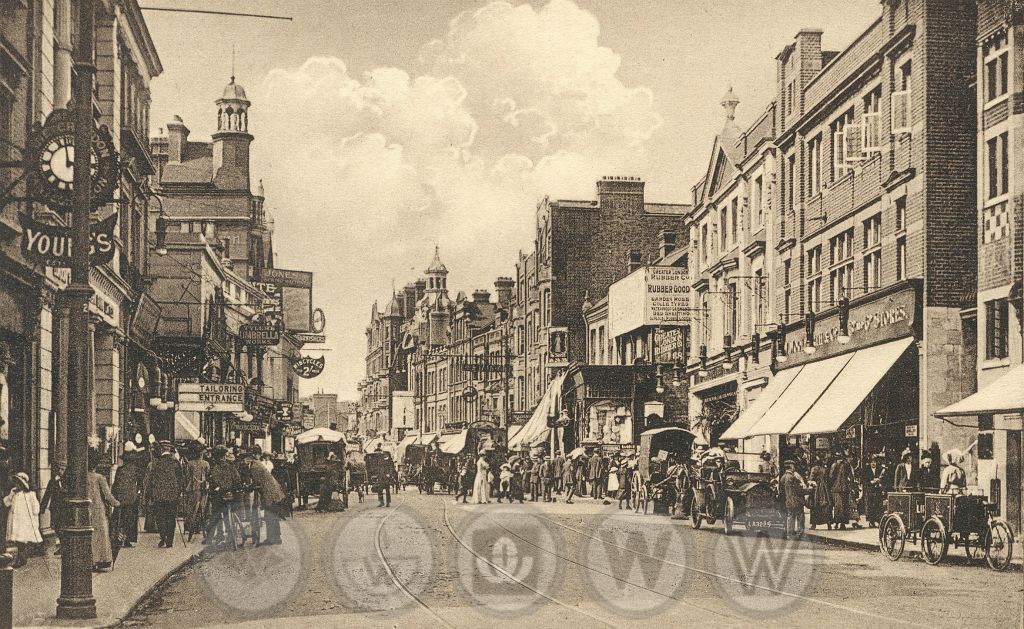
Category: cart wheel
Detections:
[
  {"x1": 878, "y1": 514, "x2": 890, "y2": 546},
  {"x1": 920, "y1": 517, "x2": 948, "y2": 566},
  {"x1": 723, "y1": 498, "x2": 735, "y2": 535},
  {"x1": 984, "y1": 520, "x2": 1014, "y2": 571},
  {"x1": 637, "y1": 485, "x2": 649, "y2": 515},
  {"x1": 963, "y1": 533, "x2": 979, "y2": 561},
  {"x1": 690, "y1": 502, "x2": 702, "y2": 530},
  {"x1": 879, "y1": 513, "x2": 906, "y2": 561}
]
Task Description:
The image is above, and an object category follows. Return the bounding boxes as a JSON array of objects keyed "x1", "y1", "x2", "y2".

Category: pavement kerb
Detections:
[{"x1": 108, "y1": 549, "x2": 207, "y2": 628}]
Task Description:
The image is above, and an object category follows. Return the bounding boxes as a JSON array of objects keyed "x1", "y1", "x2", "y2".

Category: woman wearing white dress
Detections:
[{"x1": 472, "y1": 454, "x2": 491, "y2": 504}]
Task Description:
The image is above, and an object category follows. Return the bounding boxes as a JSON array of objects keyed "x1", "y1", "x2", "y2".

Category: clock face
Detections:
[
  {"x1": 28, "y1": 109, "x2": 118, "y2": 212},
  {"x1": 38, "y1": 135, "x2": 100, "y2": 190}
]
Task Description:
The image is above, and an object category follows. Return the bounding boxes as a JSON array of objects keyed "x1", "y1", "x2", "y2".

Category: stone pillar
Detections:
[
  {"x1": 93, "y1": 322, "x2": 120, "y2": 451},
  {"x1": 37, "y1": 292, "x2": 55, "y2": 517}
]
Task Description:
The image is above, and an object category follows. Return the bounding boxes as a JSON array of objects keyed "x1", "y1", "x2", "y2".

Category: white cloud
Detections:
[{"x1": 251, "y1": 0, "x2": 663, "y2": 397}]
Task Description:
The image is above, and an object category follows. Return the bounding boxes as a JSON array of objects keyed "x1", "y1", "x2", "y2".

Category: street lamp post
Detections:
[{"x1": 57, "y1": 0, "x2": 97, "y2": 618}]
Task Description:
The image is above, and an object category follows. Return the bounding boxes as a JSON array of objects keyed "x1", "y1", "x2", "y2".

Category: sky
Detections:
[{"x1": 144, "y1": 0, "x2": 880, "y2": 400}]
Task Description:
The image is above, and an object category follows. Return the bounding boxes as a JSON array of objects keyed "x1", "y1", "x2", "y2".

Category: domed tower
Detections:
[
  {"x1": 212, "y1": 75, "x2": 253, "y2": 190},
  {"x1": 425, "y1": 246, "x2": 449, "y2": 296}
]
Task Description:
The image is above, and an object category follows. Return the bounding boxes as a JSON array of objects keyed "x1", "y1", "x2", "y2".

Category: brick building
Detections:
[
  {"x1": 511, "y1": 178, "x2": 690, "y2": 420},
  {"x1": 709, "y1": 0, "x2": 980, "y2": 478}
]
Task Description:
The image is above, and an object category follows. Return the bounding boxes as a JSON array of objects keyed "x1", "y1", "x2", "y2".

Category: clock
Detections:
[
  {"x1": 27, "y1": 109, "x2": 118, "y2": 213},
  {"x1": 38, "y1": 134, "x2": 99, "y2": 191}
]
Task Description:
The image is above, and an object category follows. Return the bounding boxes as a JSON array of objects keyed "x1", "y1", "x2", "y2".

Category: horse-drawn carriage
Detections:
[
  {"x1": 880, "y1": 490, "x2": 1014, "y2": 570},
  {"x1": 295, "y1": 427, "x2": 347, "y2": 505},
  {"x1": 632, "y1": 426, "x2": 697, "y2": 514},
  {"x1": 402, "y1": 443, "x2": 445, "y2": 493}
]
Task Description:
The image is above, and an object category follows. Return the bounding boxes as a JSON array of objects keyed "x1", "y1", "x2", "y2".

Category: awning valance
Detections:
[
  {"x1": 937, "y1": 364, "x2": 1024, "y2": 417},
  {"x1": 746, "y1": 353, "x2": 853, "y2": 437},
  {"x1": 719, "y1": 366, "x2": 804, "y2": 440},
  {"x1": 508, "y1": 372, "x2": 566, "y2": 448},
  {"x1": 790, "y1": 338, "x2": 913, "y2": 435},
  {"x1": 439, "y1": 430, "x2": 468, "y2": 454}
]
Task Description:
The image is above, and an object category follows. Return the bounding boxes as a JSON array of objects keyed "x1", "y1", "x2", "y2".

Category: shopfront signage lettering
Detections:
[
  {"x1": 294, "y1": 333, "x2": 326, "y2": 344},
  {"x1": 292, "y1": 355, "x2": 325, "y2": 379},
  {"x1": 905, "y1": 425, "x2": 918, "y2": 437},
  {"x1": 19, "y1": 212, "x2": 118, "y2": 267},
  {"x1": 608, "y1": 265, "x2": 689, "y2": 337},
  {"x1": 240, "y1": 323, "x2": 280, "y2": 346},
  {"x1": 178, "y1": 383, "x2": 244, "y2": 412}
]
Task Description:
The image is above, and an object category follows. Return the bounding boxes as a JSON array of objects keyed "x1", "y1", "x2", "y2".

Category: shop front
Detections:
[
  {"x1": 721, "y1": 281, "x2": 922, "y2": 474},
  {"x1": 0, "y1": 273, "x2": 39, "y2": 481},
  {"x1": 562, "y1": 363, "x2": 657, "y2": 451}
]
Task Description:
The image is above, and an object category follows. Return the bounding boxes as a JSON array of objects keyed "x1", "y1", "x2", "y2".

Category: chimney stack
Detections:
[
  {"x1": 494, "y1": 277, "x2": 515, "y2": 307},
  {"x1": 472, "y1": 289, "x2": 491, "y2": 304},
  {"x1": 627, "y1": 250, "x2": 643, "y2": 274},
  {"x1": 166, "y1": 115, "x2": 189, "y2": 162}
]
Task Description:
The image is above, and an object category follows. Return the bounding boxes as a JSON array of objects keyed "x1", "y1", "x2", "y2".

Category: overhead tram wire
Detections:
[{"x1": 137, "y1": 6, "x2": 292, "y2": 21}]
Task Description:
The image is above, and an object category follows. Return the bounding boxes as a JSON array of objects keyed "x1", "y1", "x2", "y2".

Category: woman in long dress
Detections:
[
  {"x1": 808, "y1": 457, "x2": 831, "y2": 529},
  {"x1": 472, "y1": 454, "x2": 491, "y2": 504},
  {"x1": 88, "y1": 456, "x2": 120, "y2": 572}
]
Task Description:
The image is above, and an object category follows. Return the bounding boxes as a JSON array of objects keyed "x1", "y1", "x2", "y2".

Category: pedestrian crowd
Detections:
[{"x1": 1, "y1": 437, "x2": 291, "y2": 573}]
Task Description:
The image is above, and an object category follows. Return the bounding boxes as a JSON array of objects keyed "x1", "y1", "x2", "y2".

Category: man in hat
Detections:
[
  {"x1": 207, "y1": 446, "x2": 241, "y2": 544},
  {"x1": 112, "y1": 445, "x2": 145, "y2": 547},
  {"x1": 249, "y1": 454, "x2": 286, "y2": 545},
  {"x1": 553, "y1": 451, "x2": 565, "y2": 495},
  {"x1": 587, "y1": 449, "x2": 602, "y2": 499},
  {"x1": 780, "y1": 460, "x2": 807, "y2": 538},
  {"x1": 540, "y1": 455, "x2": 555, "y2": 502},
  {"x1": 146, "y1": 441, "x2": 181, "y2": 548},
  {"x1": 894, "y1": 448, "x2": 914, "y2": 491}
]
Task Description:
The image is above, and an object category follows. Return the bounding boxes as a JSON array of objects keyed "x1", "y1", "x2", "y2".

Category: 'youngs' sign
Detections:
[{"x1": 19, "y1": 213, "x2": 118, "y2": 267}]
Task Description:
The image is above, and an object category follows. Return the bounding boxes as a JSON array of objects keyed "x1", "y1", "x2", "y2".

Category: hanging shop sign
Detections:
[
  {"x1": 178, "y1": 383, "x2": 244, "y2": 412},
  {"x1": 292, "y1": 355, "x2": 325, "y2": 379},
  {"x1": 27, "y1": 108, "x2": 118, "y2": 212},
  {"x1": 311, "y1": 308, "x2": 326, "y2": 333},
  {"x1": 548, "y1": 328, "x2": 568, "y2": 359},
  {"x1": 19, "y1": 212, "x2": 118, "y2": 267},
  {"x1": 239, "y1": 322, "x2": 280, "y2": 346},
  {"x1": 294, "y1": 332, "x2": 326, "y2": 344}
]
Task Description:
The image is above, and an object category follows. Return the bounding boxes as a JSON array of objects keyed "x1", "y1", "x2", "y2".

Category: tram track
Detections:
[
  {"x1": 441, "y1": 500, "x2": 620, "y2": 627},
  {"x1": 482, "y1": 511, "x2": 742, "y2": 621},
  {"x1": 536, "y1": 512, "x2": 929, "y2": 628},
  {"x1": 375, "y1": 498, "x2": 456, "y2": 629}
]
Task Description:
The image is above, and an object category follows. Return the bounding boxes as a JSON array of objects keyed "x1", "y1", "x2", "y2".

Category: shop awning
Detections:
[
  {"x1": 937, "y1": 364, "x2": 1024, "y2": 417},
  {"x1": 439, "y1": 430, "x2": 468, "y2": 454},
  {"x1": 719, "y1": 366, "x2": 804, "y2": 441},
  {"x1": 790, "y1": 338, "x2": 914, "y2": 435},
  {"x1": 746, "y1": 353, "x2": 853, "y2": 436},
  {"x1": 508, "y1": 372, "x2": 566, "y2": 449},
  {"x1": 174, "y1": 411, "x2": 201, "y2": 441},
  {"x1": 418, "y1": 432, "x2": 439, "y2": 445}
]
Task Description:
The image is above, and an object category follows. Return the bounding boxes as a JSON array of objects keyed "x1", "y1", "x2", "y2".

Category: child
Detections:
[
  {"x1": 497, "y1": 463, "x2": 512, "y2": 503},
  {"x1": 5, "y1": 472, "x2": 43, "y2": 567}
]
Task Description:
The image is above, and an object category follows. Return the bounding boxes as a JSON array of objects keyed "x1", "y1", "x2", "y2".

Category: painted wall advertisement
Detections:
[{"x1": 608, "y1": 265, "x2": 690, "y2": 337}]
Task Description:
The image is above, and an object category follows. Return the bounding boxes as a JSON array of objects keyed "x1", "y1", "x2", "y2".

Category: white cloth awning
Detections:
[
  {"x1": 418, "y1": 432, "x2": 439, "y2": 445},
  {"x1": 439, "y1": 430, "x2": 468, "y2": 454},
  {"x1": 747, "y1": 353, "x2": 853, "y2": 436},
  {"x1": 174, "y1": 411, "x2": 201, "y2": 440},
  {"x1": 790, "y1": 338, "x2": 914, "y2": 435},
  {"x1": 938, "y1": 364, "x2": 1024, "y2": 417},
  {"x1": 508, "y1": 373, "x2": 566, "y2": 448},
  {"x1": 296, "y1": 427, "x2": 347, "y2": 445},
  {"x1": 719, "y1": 366, "x2": 805, "y2": 441}
]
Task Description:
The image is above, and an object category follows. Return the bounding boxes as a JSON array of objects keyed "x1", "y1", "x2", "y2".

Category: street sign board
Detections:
[
  {"x1": 240, "y1": 323, "x2": 280, "y2": 346},
  {"x1": 178, "y1": 383, "x2": 244, "y2": 412},
  {"x1": 294, "y1": 332, "x2": 326, "y2": 344}
]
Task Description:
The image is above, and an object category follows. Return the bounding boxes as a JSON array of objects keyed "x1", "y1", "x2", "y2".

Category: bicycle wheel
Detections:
[
  {"x1": 920, "y1": 517, "x2": 948, "y2": 566},
  {"x1": 985, "y1": 520, "x2": 1014, "y2": 571},
  {"x1": 690, "y1": 501, "x2": 703, "y2": 530},
  {"x1": 879, "y1": 513, "x2": 906, "y2": 561}
]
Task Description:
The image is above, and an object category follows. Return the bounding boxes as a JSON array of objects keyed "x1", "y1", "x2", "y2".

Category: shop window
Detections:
[{"x1": 985, "y1": 298, "x2": 1009, "y2": 359}]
